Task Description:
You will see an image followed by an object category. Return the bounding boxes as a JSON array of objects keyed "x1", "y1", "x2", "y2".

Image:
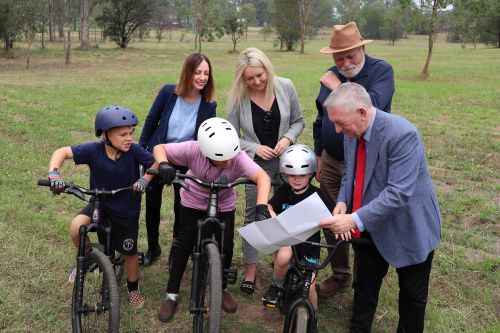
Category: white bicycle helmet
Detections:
[
  {"x1": 280, "y1": 144, "x2": 317, "y2": 175},
  {"x1": 197, "y1": 117, "x2": 241, "y2": 161}
]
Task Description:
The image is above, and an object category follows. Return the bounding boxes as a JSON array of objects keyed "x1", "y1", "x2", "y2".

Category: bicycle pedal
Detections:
[
  {"x1": 223, "y1": 268, "x2": 237, "y2": 285},
  {"x1": 263, "y1": 302, "x2": 277, "y2": 309}
]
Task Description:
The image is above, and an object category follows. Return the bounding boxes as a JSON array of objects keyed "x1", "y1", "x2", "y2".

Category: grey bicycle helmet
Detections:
[
  {"x1": 280, "y1": 144, "x2": 317, "y2": 175},
  {"x1": 95, "y1": 105, "x2": 138, "y2": 137}
]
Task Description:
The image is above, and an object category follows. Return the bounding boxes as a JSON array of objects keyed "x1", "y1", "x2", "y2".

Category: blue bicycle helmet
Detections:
[{"x1": 95, "y1": 105, "x2": 138, "y2": 137}]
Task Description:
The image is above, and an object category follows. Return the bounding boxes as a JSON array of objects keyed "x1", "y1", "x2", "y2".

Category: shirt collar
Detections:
[{"x1": 362, "y1": 109, "x2": 376, "y2": 142}]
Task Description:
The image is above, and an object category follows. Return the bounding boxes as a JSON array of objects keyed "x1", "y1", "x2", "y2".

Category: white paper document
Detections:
[{"x1": 237, "y1": 192, "x2": 332, "y2": 254}]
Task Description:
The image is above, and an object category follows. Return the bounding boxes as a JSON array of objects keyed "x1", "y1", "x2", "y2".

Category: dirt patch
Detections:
[{"x1": 235, "y1": 302, "x2": 283, "y2": 332}]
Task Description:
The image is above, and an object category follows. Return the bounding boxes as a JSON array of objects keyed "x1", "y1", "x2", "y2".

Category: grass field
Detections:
[{"x1": 0, "y1": 28, "x2": 498, "y2": 332}]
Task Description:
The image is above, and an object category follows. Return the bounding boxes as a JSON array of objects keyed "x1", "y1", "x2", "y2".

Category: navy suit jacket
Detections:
[
  {"x1": 139, "y1": 84, "x2": 217, "y2": 152},
  {"x1": 338, "y1": 110, "x2": 441, "y2": 268}
]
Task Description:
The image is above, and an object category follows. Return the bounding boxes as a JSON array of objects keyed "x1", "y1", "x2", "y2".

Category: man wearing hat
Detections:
[{"x1": 313, "y1": 22, "x2": 395, "y2": 296}]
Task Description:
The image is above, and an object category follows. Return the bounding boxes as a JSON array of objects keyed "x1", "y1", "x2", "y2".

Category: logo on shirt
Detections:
[
  {"x1": 122, "y1": 238, "x2": 135, "y2": 251},
  {"x1": 219, "y1": 174, "x2": 228, "y2": 183},
  {"x1": 282, "y1": 203, "x2": 294, "y2": 211}
]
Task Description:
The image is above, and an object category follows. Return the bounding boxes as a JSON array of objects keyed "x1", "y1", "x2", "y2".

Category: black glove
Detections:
[
  {"x1": 158, "y1": 161, "x2": 176, "y2": 185},
  {"x1": 255, "y1": 204, "x2": 271, "y2": 221}
]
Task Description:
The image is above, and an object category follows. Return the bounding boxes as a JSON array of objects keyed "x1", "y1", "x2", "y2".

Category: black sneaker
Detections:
[{"x1": 262, "y1": 284, "x2": 283, "y2": 308}]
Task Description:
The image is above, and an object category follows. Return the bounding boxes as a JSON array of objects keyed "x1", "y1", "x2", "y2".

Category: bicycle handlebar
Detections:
[
  {"x1": 37, "y1": 179, "x2": 133, "y2": 201},
  {"x1": 292, "y1": 237, "x2": 373, "y2": 271},
  {"x1": 146, "y1": 169, "x2": 255, "y2": 190}
]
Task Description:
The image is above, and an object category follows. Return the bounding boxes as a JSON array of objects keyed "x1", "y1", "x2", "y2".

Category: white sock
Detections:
[{"x1": 166, "y1": 293, "x2": 178, "y2": 302}]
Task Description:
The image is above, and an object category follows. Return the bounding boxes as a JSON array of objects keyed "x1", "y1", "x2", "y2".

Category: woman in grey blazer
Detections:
[{"x1": 226, "y1": 47, "x2": 305, "y2": 295}]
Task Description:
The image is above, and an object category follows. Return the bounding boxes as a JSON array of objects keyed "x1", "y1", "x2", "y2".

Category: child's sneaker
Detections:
[
  {"x1": 262, "y1": 283, "x2": 283, "y2": 308},
  {"x1": 128, "y1": 290, "x2": 145, "y2": 309},
  {"x1": 68, "y1": 267, "x2": 77, "y2": 283}
]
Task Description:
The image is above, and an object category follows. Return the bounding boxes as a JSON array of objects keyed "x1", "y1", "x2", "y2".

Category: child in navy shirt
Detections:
[{"x1": 47, "y1": 105, "x2": 156, "y2": 309}]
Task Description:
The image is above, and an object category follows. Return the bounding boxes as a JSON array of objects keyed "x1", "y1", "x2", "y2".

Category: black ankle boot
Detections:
[{"x1": 144, "y1": 244, "x2": 161, "y2": 267}]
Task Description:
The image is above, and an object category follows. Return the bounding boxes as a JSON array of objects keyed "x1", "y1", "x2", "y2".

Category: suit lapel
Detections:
[{"x1": 364, "y1": 110, "x2": 384, "y2": 194}]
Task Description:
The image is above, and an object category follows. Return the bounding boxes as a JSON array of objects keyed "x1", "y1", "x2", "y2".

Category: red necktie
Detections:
[{"x1": 351, "y1": 138, "x2": 366, "y2": 238}]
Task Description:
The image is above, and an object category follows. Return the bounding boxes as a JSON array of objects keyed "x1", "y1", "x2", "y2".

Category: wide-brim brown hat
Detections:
[{"x1": 320, "y1": 22, "x2": 373, "y2": 54}]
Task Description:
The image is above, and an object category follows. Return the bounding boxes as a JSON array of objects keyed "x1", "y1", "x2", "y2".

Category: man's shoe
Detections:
[
  {"x1": 318, "y1": 275, "x2": 352, "y2": 296},
  {"x1": 221, "y1": 290, "x2": 238, "y2": 313},
  {"x1": 158, "y1": 299, "x2": 177, "y2": 322},
  {"x1": 144, "y1": 246, "x2": 161, "y2": 267}
]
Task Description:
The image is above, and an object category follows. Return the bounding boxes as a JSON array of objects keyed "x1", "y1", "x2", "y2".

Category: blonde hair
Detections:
[{"x1": 226, "y1": 47, "x2": 276, "y2": 113}]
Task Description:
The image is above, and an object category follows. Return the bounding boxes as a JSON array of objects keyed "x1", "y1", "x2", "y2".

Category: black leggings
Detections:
[
  {"x1": 166, "y1": 205, "x2": 235, "y2": 294},
  {"x1": 145, "y1": 165, "x2": 188, "y2": 246}
]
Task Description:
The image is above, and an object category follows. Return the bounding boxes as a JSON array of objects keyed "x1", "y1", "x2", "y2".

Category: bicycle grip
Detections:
[
  {"x1": 38, "y1": 179, "x2": 51, "y2": 186},
  {"x1": 145, "y1": 169, "x2": 159, "y2": 176}
]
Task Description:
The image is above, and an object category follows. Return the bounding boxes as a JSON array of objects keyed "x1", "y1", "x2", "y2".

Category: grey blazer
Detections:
[
  {"x1": 338, "y1": 109, "x2": 441, "y2": 268},
  {"x1": 226, "y1": 76, "x2": 305, "y2": 159}
]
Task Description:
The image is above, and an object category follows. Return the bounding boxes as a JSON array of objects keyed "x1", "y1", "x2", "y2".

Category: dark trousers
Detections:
[
  {"x1": 320, "y1": 150, "x2": 351, "y2": 280},
  {"x1": 350, "y1": 243, "x2": 434, "y2": 333},
  {"x1": 166, "y1": 205, "x2": 235, "y2": 294},
  {"x1": 145, "y1": 165, "x2": 188, "y2": 248}
]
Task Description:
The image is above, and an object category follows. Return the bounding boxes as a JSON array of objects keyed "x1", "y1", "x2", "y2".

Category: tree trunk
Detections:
[
  {"x1": 48, "y1": 0, "x2": 54, "y2": 42},
  {"x1": 419, "y1": 0, "x2": 438, "y2": 80},
  {"x1": 299, "y1": 0, "x2": 310, "y2": 54},
  {"x1": 65, "y1": 28, "x2": 71, "y2": 64},
  {"x1": 80, "y1": 0, "x2": 90, "y2": 50}
]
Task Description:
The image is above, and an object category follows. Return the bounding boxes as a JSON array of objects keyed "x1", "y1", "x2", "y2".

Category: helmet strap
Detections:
[{"x1": 103, "y1": 132, "x2": 124, "y2": 157}]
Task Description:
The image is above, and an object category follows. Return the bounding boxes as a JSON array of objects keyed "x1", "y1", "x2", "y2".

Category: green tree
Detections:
[
  {"x1": 224, "y1": 12, "x2": 244, "y2": 51},
  {"x1": 252, "y1": 0, "x2": 271, "y2": 26},
  {"x1": 271, "y1": 0, "x2": 300, "y2": 50},
  {"x1": 417, "y1": 0, "x2": 453, "y2": 79},
  {"x1": 97, "y1": 0, "x2": 155, "y2": 48},
  {"x1": 359, "y1": 0, "x2": 386, "y2": 39},
  {"x1": 240, "y1": 3, "x2": 256, "y2": 39},
  {"x1": 450, "y1": 0, "x2": 499, "y2": 48},
  {"x1": 381, "y1": 0, "x2": 417, "y2": 45}
]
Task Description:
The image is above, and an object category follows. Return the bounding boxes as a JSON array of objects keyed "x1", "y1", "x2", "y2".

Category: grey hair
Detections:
[{"x1": 323, "y1": 82, "x2": 372, "y2": 113}]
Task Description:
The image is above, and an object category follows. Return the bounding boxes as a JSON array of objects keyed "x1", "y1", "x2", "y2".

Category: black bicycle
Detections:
[
  {"x1": 278, "y1": 238, "x2": 372, "y2": 333},
  {"x1": 38, "y1": 179, "x2": 136, "y2": 333},
  {"x1": 147, "y1": 169, "x2": 251, "y2": 333}
]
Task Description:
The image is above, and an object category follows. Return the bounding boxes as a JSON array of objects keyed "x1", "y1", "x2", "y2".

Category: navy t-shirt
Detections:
[{"x1": 71, "y1": 141, "x2": 154, "y2": 218}]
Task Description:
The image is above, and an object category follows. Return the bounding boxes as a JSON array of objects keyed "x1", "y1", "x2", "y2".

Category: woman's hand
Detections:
[
  {"x1": 256, "y1": 145, "x2": 278, "y2": 160},
  {"x1": 274, "y1": 137, "x2": 291, "y2": 156}
]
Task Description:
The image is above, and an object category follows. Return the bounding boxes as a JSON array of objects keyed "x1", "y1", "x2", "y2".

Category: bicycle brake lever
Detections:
[
  {"x1": 173, "y1": 178, "x2": 190, "y2": 191},
  {"x1": 65, "y1": 186, "x2": 86, "y2": 201}
]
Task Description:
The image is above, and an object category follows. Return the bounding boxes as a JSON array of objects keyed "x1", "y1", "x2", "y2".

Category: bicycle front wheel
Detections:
[
  {"x1": 194, "y1": 242, "x2": 222, "y2": 333},
  {"x1": 72, "y1": 251, "x2": 120, "y2": 333},
  {"x1": 286, "y1": 305, "x2": 309, "y2": 333}
]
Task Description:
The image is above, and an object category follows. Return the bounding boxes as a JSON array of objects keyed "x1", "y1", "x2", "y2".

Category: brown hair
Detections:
[{"x1": 175, "y1": 53, "x2": 214, "y2": 102}]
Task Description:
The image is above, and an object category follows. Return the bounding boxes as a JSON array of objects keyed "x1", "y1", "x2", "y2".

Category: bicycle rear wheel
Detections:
[
  {"x1": 72, "y1": 251, "x2": 120, "y2": 333},
  {"x1": 193, "y1": 242, "x2": 222, "y2": 333},
  {"x1": 286, "y1": 305, "x2": 309, "y2": 333}
]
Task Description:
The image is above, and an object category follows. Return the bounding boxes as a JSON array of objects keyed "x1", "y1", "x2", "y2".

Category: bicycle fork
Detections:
[{"x1": 283, "y1": 271, "x2": 316, "y2": 333}]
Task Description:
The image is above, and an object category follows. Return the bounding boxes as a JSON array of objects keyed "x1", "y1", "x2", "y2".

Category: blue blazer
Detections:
[
  {"x1": 338, "y1": 110, "x2": 441, "y2": 268},
  {"x1": 139, "y1": 84, "x2": 217, "y2": 152}
]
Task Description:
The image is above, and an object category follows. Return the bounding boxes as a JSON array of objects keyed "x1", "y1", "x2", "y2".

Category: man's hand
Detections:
[
  {"x1": 319, "y1": 213, "x2": 356, "y2": 241},
  {"x1": 333, "y1": 202, "x2": 347, "y2": 215},
  {"x1": 320, "y1": 71, "x2": 342, "y2": 91}
]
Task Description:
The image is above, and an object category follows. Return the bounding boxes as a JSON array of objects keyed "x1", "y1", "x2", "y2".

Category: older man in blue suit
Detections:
[{"x1": 319, "y1": 83, "x2": 441, "y2": 333}]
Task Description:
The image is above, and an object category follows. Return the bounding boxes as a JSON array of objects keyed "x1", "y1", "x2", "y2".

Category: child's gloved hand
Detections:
[
  {"x1": 132, "y1": 177, "x2": 149, "y2": 196},
  {"x1": 158, "y1": 162, "x2": 176, "y2": 185},
  {"x1": 255, "y1": 204, "x2": 271, "y2": 221},
  {"x1": 48, "y1": 170, "x2": 65, "y2": 194}
]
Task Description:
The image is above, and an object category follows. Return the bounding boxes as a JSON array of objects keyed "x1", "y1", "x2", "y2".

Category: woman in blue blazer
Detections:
[{"x1": 139, "y1": 53, "x2": 216, "y2": 267}]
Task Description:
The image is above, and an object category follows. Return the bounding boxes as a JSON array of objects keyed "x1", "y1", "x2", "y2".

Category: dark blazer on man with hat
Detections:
[{"x1": 313, "y1": 54, "x2": 394, "y2": 161}]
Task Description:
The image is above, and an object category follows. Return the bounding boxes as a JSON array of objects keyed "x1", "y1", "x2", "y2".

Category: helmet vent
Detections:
[
  {"x1": 285, "y1": 164, "x2": 293, "y2": 168},
  {"x1": 122, "y1": 116, "x2": 127, "y2": 120},
  {"x1": 215, "y1": 153, "x2": 223, "y2": 157},
  {"x1": 204, "y1": 126, "x2": 212, "y2": 131},
  {"x1": 301, "y1": 164, "x2": 309, "y2": 168},
  {"x1": 209, "y1": 132, "x2": 215, "y2": 138},
  {"x1": 233, "y1": 146, "x2": 238, "y2": 151}
]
